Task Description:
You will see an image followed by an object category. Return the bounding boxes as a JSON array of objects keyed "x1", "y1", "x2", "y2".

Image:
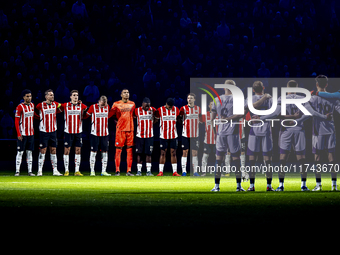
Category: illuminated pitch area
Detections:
[{"x1": 1, "y1": 171, "x2": 339, "y2": 230}]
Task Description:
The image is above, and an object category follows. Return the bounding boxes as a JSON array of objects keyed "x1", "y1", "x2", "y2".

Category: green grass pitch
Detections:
[{"x1": 1, "y1": 171, "x2": 339, "y2": 231}]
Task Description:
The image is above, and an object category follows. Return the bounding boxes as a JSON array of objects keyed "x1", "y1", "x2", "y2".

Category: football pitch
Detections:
[{"x1": 1, "y1": 170, "x2": 339, "y2": 231}]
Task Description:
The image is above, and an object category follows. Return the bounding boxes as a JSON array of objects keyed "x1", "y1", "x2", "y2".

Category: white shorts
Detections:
[
  {"x1": 312, "y1": 134, "x2": 336, "y2": 154},
  {"x1": 279, "y1": 130, "x2": 306, "y2": 155},
  {"x1": 247, "y1": 134, "x2": 273, "y2": 156},
  {"x1": 216, "y1": 134, "x2": 241, "y2": 157}
]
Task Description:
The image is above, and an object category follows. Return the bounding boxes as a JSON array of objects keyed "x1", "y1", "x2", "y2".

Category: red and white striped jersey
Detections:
[
  {"x1": 156, "y1": 106, "x2": 180, "y2": 139},
  {"x1": 61, "y1": 102, "x2": 87, "y2": 134},
  {"x1": 202, "y1": 111, "x2": 217, "y2": 144},
  {"x1": 179, "y1": 105, "x2": 201, "y2": 138},
  {"x1": 86, "y1": 104, "x2": 114, "y2": 136},
  {"x1": 135, "y1": 106, "x2": 156, "y2": 138},
  {"x1": 36, "y1": 101, "x2": 61, "y2": 133},
  {"x1": 15, "y1": 102, "x2": 35, "y2": 136}
]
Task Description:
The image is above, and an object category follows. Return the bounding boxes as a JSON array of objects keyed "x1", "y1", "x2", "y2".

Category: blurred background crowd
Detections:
[{"x1": 1, "y1": 0, "x2": 340, "y2": 139}]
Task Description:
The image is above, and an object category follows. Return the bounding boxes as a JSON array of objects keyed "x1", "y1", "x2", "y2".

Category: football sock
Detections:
[
  {"x1": 315, "y1": 161, "x2": 322, "y2": 186},
  {"x1": 63, "y1": 154, "x2": 69, "y2": 172},
  {"x1": 15, "y1": 151, "x2": 24, "y2": 173},
  {"x1": 232, "y1": 158, "x2": 242, "y2": 186},
  {"x1": 159, "y1": 163, "x2": 164, "y2": 173},
  {"x1": 279, "y1": 159, "x2": 286, "y2": 187},
  {"x1": 202, "y1": 153, "x2": 209, "y2": 174},
  {"x1": 137, "y1": 163, "x2": 142, "y2": 172},
  {"x1": 181, "y1": 157, "x2": 187, "y2": 173},
  {"x1": 75, "y1": 154, "x2": 81, "y2": 172},
  {"x1": 332, "y1": 179, "x2": 337, "y2": 187},
  {"x1": 225, "y1": 154, "x2": 231, "y2": 167},
  {"x1": 215, "y1": 159, "x2": 223, "y2": 184},
  {"x1": 90, "y1": 151, "x2": 97, "y2": 172},
  {"x1": 192, "y1": 156, "x2": 198, "y2": 173},
  {"x1": 172, "y1": 163, "x2": 177, "y2": 173},
  {"x1": 265, "y1": 160, "x2": 272, "y2": 185},
  {"x1": 101, "y1": 152, "x2": 108, "y2": 173},
  {"x1": 249, "y1": 159, "x2": 256, "y2": 186},
  {"x1": 26, "y1": 150, "x2": 33, "y2": 173},
  {"x1": 298, "y1": 159, "x2": 307, "y2": 187},
  {"x1": 50, "y1": 154, "x2": 58, "y2": 171},
  {"x1": 115, "y1": 148, "x2": 122, "y2": 172},
  {"x1": 38, "y1": 152, "x2": 45, "y2": 172},
  {"x1": 127, "y1": 148, "x2": 133, "y2": 172},
  {"x1": 240, "y1": 153, "x2": 246, "y2": 168},
  {"x1": 146, "y1": 163, "x2": 152, "y2": 172},
  {"x1": 330, "y1": 161, "x2": 337, "y2": 186}
]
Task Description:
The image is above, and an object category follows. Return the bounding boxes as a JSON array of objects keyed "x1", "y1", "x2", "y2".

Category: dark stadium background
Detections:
[{"x1": 1, "y1": 0, "x2": 340, "y2": 171}]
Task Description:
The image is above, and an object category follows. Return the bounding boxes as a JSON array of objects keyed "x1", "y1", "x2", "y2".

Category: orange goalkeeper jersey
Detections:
[{"x1": 111, "y1": 100, "x2": 135, "y2": 131}]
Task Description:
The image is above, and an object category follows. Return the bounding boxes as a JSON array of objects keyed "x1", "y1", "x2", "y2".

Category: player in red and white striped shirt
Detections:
[
  {"x1": 59, "y1": 90, "x2": 87, "y2": 176},
  {"x1": 14, "y1": 89, "x2": 35, "y2": 176},
  {"x1": 84, "y1": 95, "x2": 115, "y2": 176},
  {"x1": 201, "y1": 100, "x2": 216, "y2": 176},
  {"x1": 134, "y1": 97, "x2": 157, "y2": 176},
  {"x1": 156, "y1": 98, "x2": 181, "y2": 176},
  {"x1": 179, "y1": 93, "x2": 202, "y2": 176},
  {"x1": 35, "y1": 89, "x2": 63, "y2": 176}
]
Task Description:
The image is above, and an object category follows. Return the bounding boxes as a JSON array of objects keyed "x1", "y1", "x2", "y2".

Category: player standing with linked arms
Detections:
[
  {"x1": 134, "y1": 97, "x2": 157, "y2": 176},
  {"x1": 84, "y1": 95, "x2": 115, "y2": 176},
  {"x1": 156, "y1": 98, "x2": 181, "y2": 176},
  {"x1": 179, "y1": 93, "x2": 202, "y2": 176},
  {"x1": 59, "y1": 90, "x2": 87, "y2": 176},
  {"x1": 35, "y1": 89, "x2": 63, "y2": 176}
]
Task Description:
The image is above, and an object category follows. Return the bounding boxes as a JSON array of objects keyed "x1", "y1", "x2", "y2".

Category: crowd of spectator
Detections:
[{"x1": 1, "y1": 0, "x2": 340, "y2": 139}]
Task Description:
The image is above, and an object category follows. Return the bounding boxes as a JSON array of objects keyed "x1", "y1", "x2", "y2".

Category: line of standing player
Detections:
[
  {"x1": 211, "y1": 76, "x2": 338, "y2": 192},
  {"x1": 14, "y1": 88, "x2": 205, "y2": 177}
]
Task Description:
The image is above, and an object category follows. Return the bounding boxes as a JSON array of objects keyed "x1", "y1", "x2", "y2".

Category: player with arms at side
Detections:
[
  {"x1": 59, "y1": 90, "x2": 87, "y2": 176},
  {"x1": 156, "y1": 97, "x2": 181, "y2": 176},
  {"x1": 84, "y1": 95, "x2": 115, "y2": 176},
  {"x1": 35, "y1": 89, "x2": 63, "y2": 176},
  {"x1": 134, "y1": 97, "x2": 157, "y2": 176},
  {"x1": 15, "y1": 89, "x2": 35, "y2": 176},
  {"x1": 179, "y1": 93, "x2": 202, "y2": 176},
  {"x1": 111, "y1": 89, "x2": 136, "y2": 176}
]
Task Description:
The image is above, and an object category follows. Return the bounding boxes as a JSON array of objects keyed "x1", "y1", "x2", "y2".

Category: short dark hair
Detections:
[
  {"x1": 45, "y1": 89, "x2": 53, "y2": 95},
  {"x1": 315, "y1": 74, "x2": 328, "y2": 88},
  {"x1": 187, "y1": 93, "x2": 196, "y2": 99},
  {"x1": 143, "y1": 97, "x2": 151, "y2": 104},
  {"x1": 166, "y1": 97, "x2": 174, "y2": 107},
  {"x1": 121, "y1": 88, "x2": 129, "y2": 94},
  {"x1": 252, "y1": 81, "x2": 264, "y2": 93},
  {"x1": 99, "y1": 95, "x2": 107, "y2": 103},
  {"x1": 21, "y1": 89, "x2": 32, "y2": 97},
  {"x1": 287, "y1": 80, "x2": 298, "y2": 87},
  {"x1": 70, "y1": 90, "x2": 79, "y2": 96}
]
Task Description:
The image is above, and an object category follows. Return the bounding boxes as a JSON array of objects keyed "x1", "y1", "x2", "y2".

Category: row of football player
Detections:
[
  {"x1": 14, "y1": 76, "x2": 340, "y2": 192},
  {"x1": 14, "y1": 87, "x2": 219, "y2": 178},
  {"x1": 210, "y1": 76, "x2": 339, "y2": 192}
]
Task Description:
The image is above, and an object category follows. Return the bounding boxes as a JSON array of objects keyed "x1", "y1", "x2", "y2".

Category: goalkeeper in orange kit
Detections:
[{"x1": 111, "y1": 88, "x2": 136, "y2": 176}]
